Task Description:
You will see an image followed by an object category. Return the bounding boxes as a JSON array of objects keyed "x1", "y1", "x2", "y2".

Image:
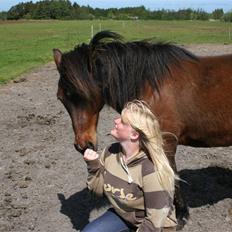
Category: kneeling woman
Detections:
[{"x1": 82, "y1": 100, "x2": 177, "y2": 232}]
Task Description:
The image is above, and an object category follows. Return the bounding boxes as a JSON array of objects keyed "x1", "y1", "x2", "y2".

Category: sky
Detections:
[{"x1": 0, "y1": 0, "x2": 232, "y2": 12}]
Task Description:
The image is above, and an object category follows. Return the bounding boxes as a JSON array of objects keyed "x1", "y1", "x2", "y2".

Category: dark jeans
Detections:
[{"x1": 81, "y1": 209, "x2": 134, "y2": 232}]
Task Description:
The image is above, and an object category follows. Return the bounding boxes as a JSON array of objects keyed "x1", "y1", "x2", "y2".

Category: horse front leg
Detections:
[{"x1": 162, "y1": 133, "x2": 189, "y2": 230}]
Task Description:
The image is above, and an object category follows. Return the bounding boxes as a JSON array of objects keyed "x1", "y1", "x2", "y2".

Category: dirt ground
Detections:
[{"x1": 0, "y1": 44, "x2": 232, "y2": 232}]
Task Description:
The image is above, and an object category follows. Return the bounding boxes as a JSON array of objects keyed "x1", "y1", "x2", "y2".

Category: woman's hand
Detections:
[{"x1": 84, "y1": 148, "x2": 99, "y2": 161}]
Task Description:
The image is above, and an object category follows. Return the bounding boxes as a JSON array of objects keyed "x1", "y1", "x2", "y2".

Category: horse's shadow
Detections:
[
  {"x1": 57, "y1": 189, "x2": 109, "y2": 231},
  {"x1": 58, "y1": 166, "x2": 232, "y2": 230},
  {"x1": 180, "y1": 166, "x2": 232, "y2": 207}
]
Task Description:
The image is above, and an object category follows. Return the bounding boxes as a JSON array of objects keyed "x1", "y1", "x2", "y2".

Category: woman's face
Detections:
[{"x1": 110, "y1": 115, "x2": 135, "y2": 142}]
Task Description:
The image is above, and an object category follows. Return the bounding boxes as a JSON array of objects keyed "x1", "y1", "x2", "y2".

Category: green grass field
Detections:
[{"x1": 0, "y1": 20, "x2": 231, "y2": 84}]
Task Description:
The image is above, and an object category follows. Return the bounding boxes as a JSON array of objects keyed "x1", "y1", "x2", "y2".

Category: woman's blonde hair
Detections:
[{"x1": 121, "y1": 100, "x2": 177, "y2": 194}]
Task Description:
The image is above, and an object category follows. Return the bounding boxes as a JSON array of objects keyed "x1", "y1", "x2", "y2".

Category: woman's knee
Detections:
[{"x1": 81, "y1": 210, "x2": 130, "y2": 232}]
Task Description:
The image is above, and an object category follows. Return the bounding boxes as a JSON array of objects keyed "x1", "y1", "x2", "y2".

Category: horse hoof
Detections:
[{"x1": 176, "y1": 209, "x2": 189, "y2": 230}]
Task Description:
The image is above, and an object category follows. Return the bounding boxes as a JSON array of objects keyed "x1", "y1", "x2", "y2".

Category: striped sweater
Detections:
[{"x1": 86, "y1": 143, "x2": 177, "y2": 232}]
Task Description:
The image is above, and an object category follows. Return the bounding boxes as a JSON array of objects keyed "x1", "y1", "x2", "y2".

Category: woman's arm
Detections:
[{"x1": 84, "y1": 148, "x2": 105, "y2": 196}]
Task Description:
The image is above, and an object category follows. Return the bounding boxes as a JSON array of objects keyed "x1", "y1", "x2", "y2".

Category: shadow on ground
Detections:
[
  {"x1": 180, "y1": 166, "x2": 232, "y2": 207},
  {"x1": 58, "y1": 188, "x2": 109, "y2": 231}
]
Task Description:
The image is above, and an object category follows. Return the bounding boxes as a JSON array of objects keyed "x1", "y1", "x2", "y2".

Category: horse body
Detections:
[
  {"x1": 144, "y1": 54, "x2": 232, "y2": 148},
  {"x1": 53, "y1": 31, "x2": 232, "y2": 227}
]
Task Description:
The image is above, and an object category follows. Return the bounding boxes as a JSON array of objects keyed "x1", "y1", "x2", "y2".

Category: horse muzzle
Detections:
[{"x1": 74, "y1": 141, "x2": 97, "y2": 155}]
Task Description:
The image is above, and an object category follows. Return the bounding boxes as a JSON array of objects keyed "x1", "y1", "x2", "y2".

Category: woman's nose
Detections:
[{"x1": 114, "y1": 117, "x2": 121, "y2": 124}]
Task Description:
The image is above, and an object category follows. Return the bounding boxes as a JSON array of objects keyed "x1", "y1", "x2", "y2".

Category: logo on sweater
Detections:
[{"x1": 104, "y1": 183, "x2": 136, "y2": 200}]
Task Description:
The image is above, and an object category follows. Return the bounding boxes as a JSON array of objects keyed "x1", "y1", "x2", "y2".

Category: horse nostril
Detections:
[
  {"x1": 86, "y1": 142, "x2": 95, "y2": 150},
  {"x1": 74, "y1": 142, "x2": 97, "y2": 154},
  {"x1": 74, "y1": 144, "x2": 85, "y2": 155}
]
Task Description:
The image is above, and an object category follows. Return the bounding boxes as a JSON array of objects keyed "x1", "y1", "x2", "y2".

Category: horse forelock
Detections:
[
  {"x1": 59, "y1": 44, "x2": 100, "y2": 102},
  {"x1": 90, "y1": 33, "x2": 198, "y2": 111}
]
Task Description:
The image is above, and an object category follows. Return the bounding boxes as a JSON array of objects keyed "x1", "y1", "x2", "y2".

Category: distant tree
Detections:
[
  {"x1": 212, "y1": 8, "x2": 224, "y2": 20},
  {"x1": 32, "y1": 0, "x2": 72, "y2": 19},
  {"x1": 73, "y1": 2, "x2": 80, "y2": 8},
  {"x1": 150, "y1": 10, "x2": 163, "y2": 20},
  {"x1": 22, "y1": 1, "x2": 34, "y2": 19},
  {"x1": 7, "y1": 2, "x2": 33, "y2": 19},
  {"x1": 32, "y1": 1, "x2": 51, "y2": 19},
  {"x1": 78, "y1": 5, "x2": 91, "y2": 19},
  {"x1": 161, "y1": 10, "x2": 176, "y2": 20},
  {"x1": 107, "y1": 10, "x2": 116, "y2": 19},
  {"x1": 0, "y1": 11, "x2": 7, "y2": 20},
  {"x1": 177, "y1": 9, "x2": 193, "y2": 20},
  {"x1": 71, "y1": 2, "x2": 80, "y2": 19},
  {"x1": 193, "y1": 9, "x2": 209, "y2": 20},
  {"x1": 50, "y1": 0, "x2": 72, "y2": 19},
  {"x1": 4, "y1": 0, "x2": 221, "y2": 21},
  {"x1": 223, "y1": 11, "x2": 232, "y2": 22},
  {"x1": 94, "y1": 8, "x2": 108, "y2": 19}
]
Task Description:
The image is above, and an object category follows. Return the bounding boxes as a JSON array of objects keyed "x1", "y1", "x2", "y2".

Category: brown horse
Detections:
[{"x1": 53, "y1": 31, "x2": 232, "y2": 228}]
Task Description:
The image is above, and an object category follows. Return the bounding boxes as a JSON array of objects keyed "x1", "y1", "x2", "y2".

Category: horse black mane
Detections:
[{"x1": 60, "y1": 31, "x2": 198, "y2": 111}]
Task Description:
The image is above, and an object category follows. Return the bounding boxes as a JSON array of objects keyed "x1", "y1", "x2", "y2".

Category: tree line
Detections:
[{"x1": 0, "y1": 0, "x2": 232, "y2": 22}]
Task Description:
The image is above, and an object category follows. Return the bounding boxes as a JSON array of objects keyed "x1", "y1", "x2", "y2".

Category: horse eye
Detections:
[{"x1": 65, "y1": 91, "x2": 72, "y2": 97}]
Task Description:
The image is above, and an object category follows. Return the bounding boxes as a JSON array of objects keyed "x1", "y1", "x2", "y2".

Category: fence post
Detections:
[
  {"x1": 91, "y1": 25, "x2": 94, "y2": 38},
  {"x1": 229, "y1": 24, "x2": 231, "y2": 40}
]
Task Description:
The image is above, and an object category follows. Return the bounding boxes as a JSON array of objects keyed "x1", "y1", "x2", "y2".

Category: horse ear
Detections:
[{"x1": 53, "y1": 49, "x2": 62, "y2": 68}]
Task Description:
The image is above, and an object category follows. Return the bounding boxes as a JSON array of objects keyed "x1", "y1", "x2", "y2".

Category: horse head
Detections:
[{"x1": 53, "y1": 48, "x2": 104, "y2": 154}]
